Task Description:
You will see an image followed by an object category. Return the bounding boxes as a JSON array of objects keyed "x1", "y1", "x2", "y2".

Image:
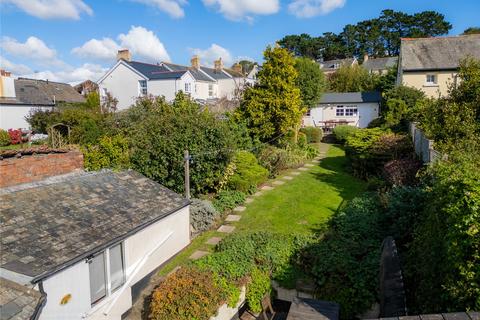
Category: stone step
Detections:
[
  {"x1": 253, "y1": 191, "x2": 263, "y2": 197},
  {"x1": 189, "y1": 250, "x2": 210, "y2": 260},
  {"x1": 205, "y1": 237, "x2": 222, "y2": 245},
  {"x1": 272, "y1": 180, "x2": 285, "y2": 186},
  {"x1": 261, "y1": 185, "x2": 274, "y2": 191},
  {"x1": 217, "y1": 225, "x2": 235, "y2": 233},
  {"x1": 291, "y1": 171, "x2": 301, "y2": 176},
  {"x1": 305, "y1": 163, "x2": 314, "y2": 167},
  {"x1": 298, "y1": 167, "x2": 309, "y2": 171},
  {"x1": 245, "y1": 198, "x2": 254, "y2": 204},
  {"x1": 282, "y1": 176, "x2": 294, "y2": 180},
  {"x1": 233, "y1": 206, "x2": 246, "y2": 212},
  {"x1": 226, "y1": 214, "x2": 241, "y2": 222}
]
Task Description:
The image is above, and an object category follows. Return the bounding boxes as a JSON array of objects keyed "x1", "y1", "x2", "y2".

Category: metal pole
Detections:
[{"x1": 184, "y1": 150, "x2": 191, "y2": 199}]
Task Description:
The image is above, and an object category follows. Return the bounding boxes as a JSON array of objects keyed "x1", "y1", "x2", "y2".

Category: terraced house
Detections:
[
  {"x1": 397, "y1": 34, "x2": 480, "y2": 97},
  {"x1": 98, "y1": 50, "x2": 254, "y2": 110}
]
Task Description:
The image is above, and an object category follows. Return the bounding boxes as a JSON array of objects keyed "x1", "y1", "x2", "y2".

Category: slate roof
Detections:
[
  {"x1": 319, "y1": 58, "x2": 356, "y2": 71},
  {"x1": 363, "y1": 56, "x2": 398, "y2": 71},
  {"x1": 319, "y1": 92, "x2": 381, "y2": 104},
  {"x1": 400, "y1": 35, "x2": 480, "y2": 71},
  {"x1": 0, "y1": 170, "x2": 189, "y2": 282},
  {"x1": 0, "y1": 278, "x2": 45, "y2": 320},
  {"x1": 161, "y1": 62, "x2": 215, "y2": 82},
  {"x1": 126, "y1": 61, "x2": 187, "y2": 80},
  {"x1": 0, "y1": 79, "x2": 85, "y2": 106}
]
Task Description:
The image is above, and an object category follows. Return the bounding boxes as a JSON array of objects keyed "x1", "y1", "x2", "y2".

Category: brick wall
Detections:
[{"x1": 0, "y1": 150, "x2": 84, "y2": 188}]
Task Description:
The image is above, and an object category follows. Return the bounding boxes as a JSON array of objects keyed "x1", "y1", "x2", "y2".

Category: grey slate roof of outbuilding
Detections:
[
  {"x1": 363, "y1": 56, "x2": 398, "y2": 71},
  {"x1": 0, "y1": 78, "x2": 85, "y2": 106},
  {"x1": 400, "y1": 35, "x2": 480, "y2": 71},
  {"x1": 126, "y1": 61, "x2": 187, "y2": 80},
  {"x1": 319, "y1": 91, "x2": 381, "y2": 104},
  {"x1": 0, "y1": 170, "x2": 189, "y2": 282},
  {"x1": 0, "y1": 278, "x2": 45, "y2": 320}
]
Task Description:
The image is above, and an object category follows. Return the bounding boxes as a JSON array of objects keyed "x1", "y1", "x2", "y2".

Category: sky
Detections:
[{"x1": 0, "y1": 0, "x2": 479, "y2": 84}]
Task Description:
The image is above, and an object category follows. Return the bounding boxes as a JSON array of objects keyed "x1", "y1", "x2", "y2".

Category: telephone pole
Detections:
[{"x1": 184, "y1": 150, "x2": 191, "y2": 200}]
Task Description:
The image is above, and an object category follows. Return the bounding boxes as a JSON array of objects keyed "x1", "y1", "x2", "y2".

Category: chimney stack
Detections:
[
  {"x1": 117, "y1": 49, "x2": 132, "y2": 62},
  {"x1": 214, "y1": 58, "x2": 223, "y2": 72},
  {"x1": 191, "y1": 55, "x2": 200, "y2": 69},
  {"x1": 232, "y1": 63, "x2": 243, "y2": 74},
  {"x1": 0, "y1": 69, "x2": 15, "y2": 98}
]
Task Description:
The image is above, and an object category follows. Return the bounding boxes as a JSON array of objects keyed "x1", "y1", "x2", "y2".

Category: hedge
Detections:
[{"x1": 300, "y1": 127, "x2": 323, "y2": 143}]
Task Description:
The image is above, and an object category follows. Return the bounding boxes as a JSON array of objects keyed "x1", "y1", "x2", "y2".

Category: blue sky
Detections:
[{"x1": 1, "y1": 0, "x2": 479, "y2": 83}]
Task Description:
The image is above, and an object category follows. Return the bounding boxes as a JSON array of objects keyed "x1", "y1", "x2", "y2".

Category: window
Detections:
[
  {"x1": 139, "y1": 80, "x2": 147, "y2": 96},
  {"x1": 426, "y1": 74, "x2": 437, "y2": 85},
  {"x1": 89, "y1": 253, "x2": 106, "y2": 305},
  {"x1": 88, "y1": 243, "x2": 125, "y2": 306},
  {"x1": 345, "y1": 107, "x2": 358, "y2": 116},
  {"x1": 208, "y1": 84, "x2": 214, "y2": 97},
  {"x1": 184, "y1": 83, "x2": 191, "y2": 93},
  {"x1": 336, "y1": 106, "x2": 344, "y2": 116}
]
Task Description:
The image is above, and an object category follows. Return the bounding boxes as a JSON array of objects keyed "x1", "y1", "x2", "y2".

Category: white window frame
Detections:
[
  {"x1": 184, "y1": 83, "x2": 191, "y2": 93},
  {"x1": 208, "y1": 84, "x2": 214, "y2": 97},
  {"x1": 336, "y1": 106, "x2": 345, "y2": 117},
  {"x1": 345, "y1": 106, "x2": 358, "y2": 117},
  {"x1": 425, "y1": 74, "x2": 437, "y2": 85},
  {"x1": 88, "y1": 242, "x2": 126, "y2": 307},
  {"x1": 138, "y1": 80, "x2": 147, "y2": 96}
]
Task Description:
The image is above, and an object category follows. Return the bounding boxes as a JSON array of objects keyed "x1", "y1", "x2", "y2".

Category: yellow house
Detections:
[{"x1": 397, "y1": 34, "x2": 480, "y2": 98}]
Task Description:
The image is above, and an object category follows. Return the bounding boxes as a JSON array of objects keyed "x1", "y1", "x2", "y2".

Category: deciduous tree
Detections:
[{"x1": 294, "y1": 57, "x2": 326, "y2": 109}]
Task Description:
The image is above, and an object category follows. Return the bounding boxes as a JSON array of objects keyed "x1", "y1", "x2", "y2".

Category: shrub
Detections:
[
  {"x1": 300, "y1": 127, "x2": 323, "y2": 143},
  {"x1": 190, "y1": 198, "x2": 220, "y2": 234},
  {"x1": 149, "y1": 267, "x2": 229, "y2": 320},
  {"x1": 82, "y1": 135, "x2": 130, "y2": 171},
  {"x1": 8, "y1": 129, "x2": 23, "y2": 145},
  {"x1": 383, "y1": 158, "x2": 422, "y2": 186},
  {"x1": 25, "y1": 109, "x2": 60, "y2": 134},
  {"x1": 303, "y1": 194, "x2": 383, "y2": 319},
  {"x1": 246, "y1": 268, "x2": 271, "y2": 313},
  {"x1": 297, "y1": 132, "x2": 307, "y2": 148},
  {"x1": 227, "y1": 151, "x2": 268, "y2": 193},
  {"x1": 333, "y1": 125, "x2": 358, "y2": 143},
  {"x1": 257, "y1": 145, "x2": 306, "y2": 177},
  {"x1": 213, "y1": 190, "x2": 246, "y2": 213},
  {"x1": 0, "y1": 129, "x2": 10, "y2": 146}
]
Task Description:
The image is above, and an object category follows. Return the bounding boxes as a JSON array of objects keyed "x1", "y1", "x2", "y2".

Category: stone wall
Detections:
[{"x1": 0, "y1": 150, "x2": 83, "y2": 188}]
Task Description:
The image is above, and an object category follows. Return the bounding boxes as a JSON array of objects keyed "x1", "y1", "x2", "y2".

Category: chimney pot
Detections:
[
  {"x1": 117, "y1": 49, "x2": 132, "y2": 62},
  {"x1": 232, "y1": 63, "x2": 242, "y2": 74},
  {"x1": 191, "y1": 55, "x2": 200, "y2": 69},
  {"x1": 214, "y1": 58, "x2": 223, "y2": 72}
]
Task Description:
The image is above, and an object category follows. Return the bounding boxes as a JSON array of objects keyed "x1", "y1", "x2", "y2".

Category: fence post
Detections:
[{"x1": 184, "y1": 150, "x2": 191, "y2": 200}]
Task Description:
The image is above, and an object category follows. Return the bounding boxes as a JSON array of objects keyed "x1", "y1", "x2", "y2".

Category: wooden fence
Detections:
[{"x1": 408, "y1": 123, "x2": 442, "y2": 164}]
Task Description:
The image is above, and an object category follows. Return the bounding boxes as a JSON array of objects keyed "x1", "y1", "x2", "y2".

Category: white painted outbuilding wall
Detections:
[
  {"x1": 0, "y1": 105, "x2": 54, "y2": 130},
  {"x1": 302, "y1": 102, "x2": 379, "y2": 128},
  {"x1": 38, "y1": 205, "x2": 190, "y2": 320}
]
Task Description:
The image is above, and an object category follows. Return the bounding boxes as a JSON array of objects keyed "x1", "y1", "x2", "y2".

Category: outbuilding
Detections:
[{"x1": 302, "y1": 91, "x2": 381, "y2": 131}]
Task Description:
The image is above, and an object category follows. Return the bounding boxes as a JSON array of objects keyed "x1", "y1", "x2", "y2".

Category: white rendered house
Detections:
[{"x1": 98, "y1": 50, "x2": 252, "y2": 110}]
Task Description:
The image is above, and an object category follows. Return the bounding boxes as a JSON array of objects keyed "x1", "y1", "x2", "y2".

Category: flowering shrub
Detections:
[
  {"x1": 8, "y1": 129, "x2": 23, "y2": 145},
  {"x1": 383, "y1": 158, "x2": 422, "y2": 186}
]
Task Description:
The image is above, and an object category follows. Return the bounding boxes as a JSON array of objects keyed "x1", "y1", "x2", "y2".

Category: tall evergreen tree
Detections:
[{"x1": 236, "y1": 46, "x2": 303, "y2": 141}]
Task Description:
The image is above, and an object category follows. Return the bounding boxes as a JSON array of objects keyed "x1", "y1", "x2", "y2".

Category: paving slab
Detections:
[
  {"x1": 253, "y1": 191, "x2": 263, "y2": 197},
  {"x1": 312, "y1": 159, "x2": 320, "y2": 163},
  {"x1": 189, "y1": 250, "x2": 209, "y2": 260},
  {"x1": 245, "y1": 197, "x2": 254, "y2": 203},
  {"x1": 233, "y1": 206, "x2": 246, "y2": 212},
  {"x1": 298, "y1": 167, "x2": 309, "y2": 171},
  {"x1": 272, "y1": 180, "x2": 285, "y2": 186},
  {"x1": 305, "y1": 163, "x2": 315, "y2": 167},
  {"x1": 218, "y1": 225, "x2": 236, "y2": 233},
  {"x1": 282, "y1": 176, "x2": 294, "y2": 180},
  {"x1": 205, "y1": 237, "x2": 222, "y2": 245},
  {"x1": 261, "y1": 185, "x2": 274, "y2": 191},
  {"x1": 226, "y1": 214, "x2": 242, "y2": 222},
  {"x1": 291, "y1": 171, "x2": 301, "y2": 176}
]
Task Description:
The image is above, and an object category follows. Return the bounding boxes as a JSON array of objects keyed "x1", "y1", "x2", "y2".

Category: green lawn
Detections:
[{"x1": 159, "y1": 143, "x2": 366, "y2": 276}]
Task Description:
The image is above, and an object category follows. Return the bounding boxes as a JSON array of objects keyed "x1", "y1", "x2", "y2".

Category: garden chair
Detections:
[{"x1": 260, "y1": 295, "x2": 276, "y2": 320}]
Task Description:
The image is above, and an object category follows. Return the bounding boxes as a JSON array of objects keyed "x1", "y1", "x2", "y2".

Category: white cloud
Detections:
[
  {"x1": 1, "y1": 36, "x2": 57, "y2": 60},
  {"x1": 0, "y1": 56, "x2": 32, "y2": 75},
  {"x1": 202, "y1": 0, "x2": 279, "y2": 21},
  {"x1": 288, "y1": 0, "x2": 345, "y2": 18},
  {"x1": 1, "y1": 0, "x2": 93, "y2": 19},
  {"x1": 190, "y1": 44, "x2": 233, "y2": 67},
  {"x1": 22, "y1": 63, "x2": 108, "y2": 84},
  {"x1": 71, "y1": 38, "x2": 120, "y2": 61},
  {"x1": 118, "y1": 26, "x2": 170, "y2": 62},
  {"x1": 131, "y1": 0, "x2": 186, "y2": 18}
]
